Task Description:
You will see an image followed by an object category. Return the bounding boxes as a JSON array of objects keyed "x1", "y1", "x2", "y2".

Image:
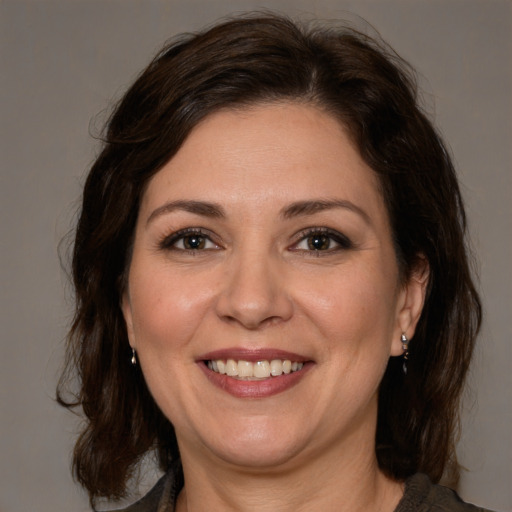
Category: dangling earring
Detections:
[
  {"x1": 131, "y1": 348, "x2": 137, "y2": 366},
  {"x1": 401, "y1": 334, "x2": 409, "y2": 375}
]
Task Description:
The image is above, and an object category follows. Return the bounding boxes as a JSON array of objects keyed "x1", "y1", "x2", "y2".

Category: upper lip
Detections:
[{"x1": 198, "y1": 348, "x2": 311, "y2": 363}]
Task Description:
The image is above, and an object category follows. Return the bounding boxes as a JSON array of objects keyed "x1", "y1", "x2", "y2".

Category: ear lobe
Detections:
[{"x1": 390, "y1": 258, "x2": 429, "y2": 356}]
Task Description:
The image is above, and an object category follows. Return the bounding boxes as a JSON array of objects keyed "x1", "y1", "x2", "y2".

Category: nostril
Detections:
[
  {"x1": 214, "y1": 264, "x2": 294, "y2": 328},
  {"x1": 219, "y1": 313, "x2": 268, "y2": 330}
]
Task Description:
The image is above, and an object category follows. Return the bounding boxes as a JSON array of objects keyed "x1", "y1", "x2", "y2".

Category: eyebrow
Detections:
[
  {"x1": 146, "y1": 200, "x2": 226, "y2": 226},
  {"x1": 146, "y1": 198, "x2": 371, "y2": 226},
  {"x1": 280, "y1": 199, "x2": 371, "y2": 224}
]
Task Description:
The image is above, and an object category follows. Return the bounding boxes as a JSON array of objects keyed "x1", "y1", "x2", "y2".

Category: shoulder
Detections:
[
  {"x1": 396, "y1": 473, "x2": 493, "y2": 512},
  {"x1": 109, "y1": 463, "x2": 182, "y2": 512},
  {"x1": 108, "y1": 473, "x2": 168, "y2": 512}
]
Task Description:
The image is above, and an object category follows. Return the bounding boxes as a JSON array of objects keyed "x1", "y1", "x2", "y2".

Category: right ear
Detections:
[{"x1": 389, "y1": 255, "x2": 429, "y2": 356}]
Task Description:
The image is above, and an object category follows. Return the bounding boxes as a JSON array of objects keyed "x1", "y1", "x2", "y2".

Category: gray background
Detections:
[{"x1": 1, "y1": 1, "x2": 510, "y2": 511}]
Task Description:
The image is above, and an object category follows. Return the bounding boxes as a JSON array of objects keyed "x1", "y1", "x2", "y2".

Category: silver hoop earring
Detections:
[
  {"x1": 401, "y1": 334, "x2": 409, "y2": 375},
  {"x1": 131, "y1": 348, "x2": 137, "y2": 366}
]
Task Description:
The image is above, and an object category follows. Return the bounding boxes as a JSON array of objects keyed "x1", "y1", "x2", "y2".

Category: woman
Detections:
[{"x1": 58, "y1": 13, "x2": 487, "y2": 512}]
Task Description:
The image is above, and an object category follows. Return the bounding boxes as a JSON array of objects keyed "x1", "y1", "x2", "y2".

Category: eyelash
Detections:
[
  {"x1": 290, "y1": 227, "x2": 353, "y2": 254},
  {"x1": 158, "y1": 227, "x2": 353, "y2": 255},
  {"x1": 158, "y1": 228, "x2": 220, "y2": 253}
]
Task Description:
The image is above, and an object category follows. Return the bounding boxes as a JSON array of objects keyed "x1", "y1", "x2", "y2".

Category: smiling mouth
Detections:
[{"x1": 205, "y1": 359, "x2": 305, "y2": 380}]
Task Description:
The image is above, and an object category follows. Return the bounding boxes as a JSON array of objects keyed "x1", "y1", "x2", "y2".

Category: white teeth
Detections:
[
  {"x1": 253, "y1": 360, "x2": 270, "y2": 378},
  {"x1": 207, "y1": 359, "x2": 305, "y2": 379},
  {"x1": 225, "y1": 359, "x2": 238, "y2": 376},
  {"x1": 216, "y1": 360, "x2": 226, "y2": 374},
  {"x1": 270, "y1": 359, "x2": 283, "y2": 376},
  {"x1": 238, "y1": 360, "x2": 253, "y2": 377}
]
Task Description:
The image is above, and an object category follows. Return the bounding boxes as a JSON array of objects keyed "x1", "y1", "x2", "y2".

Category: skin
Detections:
[{"x1": 122, "y1": 103, "x2": 427, "y2": 511}]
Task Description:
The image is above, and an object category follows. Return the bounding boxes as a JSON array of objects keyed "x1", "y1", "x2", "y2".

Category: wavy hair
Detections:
[{"x1": 58, "y1": 13, "x2": 482, "y2": 505}]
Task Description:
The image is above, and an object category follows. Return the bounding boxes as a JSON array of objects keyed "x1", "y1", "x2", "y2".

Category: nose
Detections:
[{"x1": 215, "y1": 249, "x2": 294, "y2": 330}]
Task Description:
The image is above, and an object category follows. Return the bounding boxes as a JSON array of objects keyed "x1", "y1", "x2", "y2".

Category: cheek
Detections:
[
  {"x1": 128, "y1": 266, "x2": 214, "y2": 354},
  {"x1": 126, "y1": 268, "x2": 214, "y2": 421},
  {"x1": 298, "y1": 265, "x2": 399, "y2": 341}
]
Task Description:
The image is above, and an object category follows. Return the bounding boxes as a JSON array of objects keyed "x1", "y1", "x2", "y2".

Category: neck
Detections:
[{"x1": 175, "y1": 424, "x2": 403, "y2": 512}]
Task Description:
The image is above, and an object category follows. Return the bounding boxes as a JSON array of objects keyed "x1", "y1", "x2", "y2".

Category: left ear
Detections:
[{"x1": 390, "y1": 256, "x2": 429, "y2": 356}]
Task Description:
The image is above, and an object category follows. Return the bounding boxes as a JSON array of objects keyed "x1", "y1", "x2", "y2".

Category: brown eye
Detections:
[
  {"x1": 160, "y1": 229, "x2": 219, "y2": 252},
  {"x1": 291, "y1": 228, "x2": 353, "y2": 253},
  {"x1": 183, "y1": 234, "x2": 206, "y2": 250},
  {"x1": 307, "y1": 234, "x2": 331, "y2": 251}
]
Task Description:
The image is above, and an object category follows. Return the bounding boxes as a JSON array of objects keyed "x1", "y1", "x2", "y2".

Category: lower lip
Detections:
[{"x1": 198, "y1": 362, "x2": 313, "y2": 399}]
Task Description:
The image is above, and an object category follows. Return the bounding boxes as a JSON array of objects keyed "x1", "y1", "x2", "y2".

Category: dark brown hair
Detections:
[{"x1": 58, "y1": 13, "x2": 482, "y2": 504}]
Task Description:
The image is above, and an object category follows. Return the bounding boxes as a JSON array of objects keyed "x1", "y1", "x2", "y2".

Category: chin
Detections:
[
  {"x1": 213, "y1": 442, "x2": 303, "y2": 471},
  {"x1": 201, "y1": 418, "x2": 312, "y2": 470}
]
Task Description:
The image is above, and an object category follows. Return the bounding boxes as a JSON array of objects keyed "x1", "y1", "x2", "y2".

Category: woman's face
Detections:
[{"x1": 122, "y1": 103, "x2": 425, "y2": 471}]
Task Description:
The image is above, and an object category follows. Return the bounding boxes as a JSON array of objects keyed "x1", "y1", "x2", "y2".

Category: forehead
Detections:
[{"x1": 140, "y1": 102, "x2": 385, "y2": 218}]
